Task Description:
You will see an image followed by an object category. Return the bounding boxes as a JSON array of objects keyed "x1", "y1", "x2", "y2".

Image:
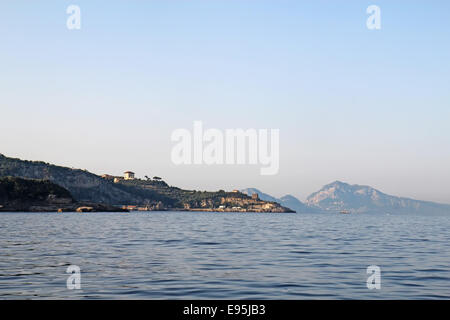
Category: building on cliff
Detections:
[{"x1": 124, "y1": 171, "x2": 135, "y2": 180}]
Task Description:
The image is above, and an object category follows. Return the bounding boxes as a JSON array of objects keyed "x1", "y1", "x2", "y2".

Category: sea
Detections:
[{"x1": 0, "y1": 211, "x2": 449, "y2": 299}]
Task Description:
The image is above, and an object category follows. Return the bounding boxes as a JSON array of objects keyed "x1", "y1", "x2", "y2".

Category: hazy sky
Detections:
[{"x1": 1, "y1": 1, "x2": 449, "y2": 203}]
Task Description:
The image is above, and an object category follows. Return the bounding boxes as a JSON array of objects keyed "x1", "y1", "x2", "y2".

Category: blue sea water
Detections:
[{"x1": 0, "y1": 211, "x2": 449, "y2": 299}]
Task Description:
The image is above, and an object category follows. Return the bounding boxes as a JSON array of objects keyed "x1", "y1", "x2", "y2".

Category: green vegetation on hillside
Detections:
[
  {"x1": 0, "y1": 176, "x2": 73, "y2": 203},
  {"x1": 117, "y1": 179, "x2": 250, "y2": 207}
]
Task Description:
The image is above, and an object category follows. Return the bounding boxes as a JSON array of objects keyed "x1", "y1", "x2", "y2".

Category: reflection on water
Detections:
[{"x1": 0, "y1": 211, "x2": 449, "y2": 299}]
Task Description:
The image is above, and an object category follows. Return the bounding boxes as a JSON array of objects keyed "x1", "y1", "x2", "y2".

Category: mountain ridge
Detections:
[
  {"x1": 306, "y1": 180, "x2": 450, "y2": 214},
  {"x1": 242, "y1": 181, "x2": 450, "y2": 215}
]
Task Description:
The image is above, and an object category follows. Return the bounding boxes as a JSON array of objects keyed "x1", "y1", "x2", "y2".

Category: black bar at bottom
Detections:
[{"x1": 0, "y1": 300, "x2": 446, "y2": 319}]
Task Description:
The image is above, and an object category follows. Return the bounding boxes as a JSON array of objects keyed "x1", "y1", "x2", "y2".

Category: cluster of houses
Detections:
[
  {"x1": 99, "y1": 172, "x2": 289, "y2": 213},
  {"x1": 101, "y1": 171, "x2": 135, "y2": 183},
  {"x1": 184, "y1": 191, "x2": 284, "y2": 212},
  {"x1": 122, "y1": 202, "x2": 165, "y2": 212},
  {"x1": 217, "y1": 192, "x2": 281, "y2": 212}
]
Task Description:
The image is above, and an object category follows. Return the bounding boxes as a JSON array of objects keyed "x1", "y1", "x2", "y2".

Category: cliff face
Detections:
[{"x1": 0, "y1": 154, "x2": 172, "y2": 205}]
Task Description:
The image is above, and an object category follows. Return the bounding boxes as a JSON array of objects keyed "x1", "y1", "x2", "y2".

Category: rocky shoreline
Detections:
[{"x1": 0, "y1": 199, "x2": 128, "y2": 213}]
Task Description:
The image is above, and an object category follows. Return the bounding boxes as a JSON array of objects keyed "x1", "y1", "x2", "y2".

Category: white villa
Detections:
[{"x1": 124, "y1": 171, "x2": 135, "y2": 180}]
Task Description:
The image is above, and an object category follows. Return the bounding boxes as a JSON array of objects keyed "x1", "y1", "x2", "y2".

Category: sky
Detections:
[{"x1": 1, "y1": 1, "x2": 449, "y2": 203}]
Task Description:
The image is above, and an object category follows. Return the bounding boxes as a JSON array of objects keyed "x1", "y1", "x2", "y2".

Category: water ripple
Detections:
[{"x1": 0, "y1": 211, "x2": 449, "y2": 299}]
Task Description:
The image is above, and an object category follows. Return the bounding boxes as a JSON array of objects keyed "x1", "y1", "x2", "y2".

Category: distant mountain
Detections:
[
  {"x1": 240, "y1": 188, "x2": 315, "y2": 213},
  {"x1": 278, "y1": 195, "x2": 318, "y2": 213},
  {"x1": 242, "y1": 182, "x2": 450, "y2": 215},
  {"x1": 306, "y1": 181, "x2": 450, "y2": 214}
]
